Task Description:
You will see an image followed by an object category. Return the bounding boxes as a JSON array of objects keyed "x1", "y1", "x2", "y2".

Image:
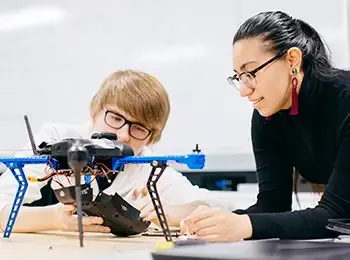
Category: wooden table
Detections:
[
  {"x1": 4, "y1": 232, "x2": 350, "y2": 260},
  {"x1": 0, "y1": 232, "x2": 166, "y2": 260}
]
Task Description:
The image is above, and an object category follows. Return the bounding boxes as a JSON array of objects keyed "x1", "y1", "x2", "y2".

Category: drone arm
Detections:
[{"x1": 112, "y1": 154, "x2": 205, "y2": 171}]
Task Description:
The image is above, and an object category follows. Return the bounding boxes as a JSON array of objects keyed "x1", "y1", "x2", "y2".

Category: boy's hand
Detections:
[{"x1": 52, "y1": 203, "x2": 111, "y2": 233}]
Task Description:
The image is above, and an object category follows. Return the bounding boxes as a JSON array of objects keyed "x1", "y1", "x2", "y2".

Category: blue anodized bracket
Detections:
[
  {"x1": 0, "y1": 156, "x2": 49, "y2": 238},
  {"x1": 112, "y1": 154, "x2": 205, "y2": 170}
]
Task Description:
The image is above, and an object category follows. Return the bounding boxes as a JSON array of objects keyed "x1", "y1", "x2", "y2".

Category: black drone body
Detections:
[
  {"x1": 37, "y1": 132, "x2": 134, "y2": 169},
  {"x1": 35, "y1": 132, "x2": 151, "y2": 245}
]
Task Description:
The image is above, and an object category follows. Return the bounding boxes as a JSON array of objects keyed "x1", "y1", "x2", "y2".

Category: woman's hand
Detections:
[
  {"x1": 131, "y1": 187, "x2": 209, "y2": 227},
  {"x1": 180, "y1": 205, "x2": 253, "y2": 242},
  {"x1": 52, "y1": 203, "x2": 111, "y2": 233}
]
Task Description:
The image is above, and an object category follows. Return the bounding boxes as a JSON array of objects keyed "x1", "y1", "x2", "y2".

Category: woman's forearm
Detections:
[{"x1": 0, "y1": 204, "x2": 56, "y2": 233}]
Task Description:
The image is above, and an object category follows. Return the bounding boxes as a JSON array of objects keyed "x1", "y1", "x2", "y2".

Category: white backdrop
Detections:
[{"x1": 0, "y1": 0, "x2": 349, "y2": 170}]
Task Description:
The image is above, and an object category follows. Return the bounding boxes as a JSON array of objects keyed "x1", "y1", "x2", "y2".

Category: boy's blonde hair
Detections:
[{"x1": 90, "y1": 69, "x2": 170, "y2": 144}]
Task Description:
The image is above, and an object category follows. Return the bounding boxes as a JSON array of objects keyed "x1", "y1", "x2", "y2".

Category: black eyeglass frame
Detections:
[
  {"x1": 227, "y1": 49, "x2": 288, "y2": 89},
  {"x1": 103, "y1": 110, "x2": 152, "y2": 141}
]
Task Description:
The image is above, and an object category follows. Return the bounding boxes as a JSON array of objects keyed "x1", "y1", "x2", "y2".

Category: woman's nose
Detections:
[{"x1": 240, "y1": 85, "x2": 253, "y2": 97}]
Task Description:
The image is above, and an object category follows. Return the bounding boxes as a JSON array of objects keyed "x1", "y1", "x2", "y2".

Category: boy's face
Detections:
[{"x1": 91, "y1": 104, "x2": 152, "y2": 155}]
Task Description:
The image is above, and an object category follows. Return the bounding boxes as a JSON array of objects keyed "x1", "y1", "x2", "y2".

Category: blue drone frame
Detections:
[{"x1": 0, "y1": 116, "x2": 205, "y2": 246}]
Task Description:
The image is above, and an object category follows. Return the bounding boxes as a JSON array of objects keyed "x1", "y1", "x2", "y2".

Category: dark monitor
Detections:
[{"x1": 152, "y1": 240, "x2": 350, "y2": 260}]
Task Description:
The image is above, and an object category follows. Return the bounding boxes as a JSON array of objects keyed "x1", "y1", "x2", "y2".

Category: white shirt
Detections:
[{"x1": 0, "y1": 123, "x2": 235, "y2": 214}]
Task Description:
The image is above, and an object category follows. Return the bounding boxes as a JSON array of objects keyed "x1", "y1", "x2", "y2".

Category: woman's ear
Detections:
[{"x1": 286, "y1": 47, "x2": 303, "y2": 75}]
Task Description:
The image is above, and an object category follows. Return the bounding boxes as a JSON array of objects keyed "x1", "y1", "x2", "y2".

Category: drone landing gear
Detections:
[
  {"x1": 3, "y1": 166, "x2": 28, "y2": 238},
  {"x1": 147, "y1": 161, "x2": 172, "y2": 242}
]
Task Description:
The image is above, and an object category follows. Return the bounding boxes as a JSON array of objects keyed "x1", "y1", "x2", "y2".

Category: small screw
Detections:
[{"x1": 151, "y1": 161, "x2": 158, "y2": 167}]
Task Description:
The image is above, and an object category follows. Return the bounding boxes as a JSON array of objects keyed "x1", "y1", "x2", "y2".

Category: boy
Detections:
[{"x1": 0, "y1": 69, "x2": 233, "y2": 233}]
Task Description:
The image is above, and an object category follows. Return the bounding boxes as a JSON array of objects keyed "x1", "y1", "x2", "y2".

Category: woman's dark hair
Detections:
[{"x1": 233, "y1": 11, "x2": 341, "y2": 81}]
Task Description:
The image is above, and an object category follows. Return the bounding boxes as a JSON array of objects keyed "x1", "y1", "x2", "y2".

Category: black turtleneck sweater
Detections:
[{"x1": 234, "y1": 69, "x2": 350, "y2": 239}]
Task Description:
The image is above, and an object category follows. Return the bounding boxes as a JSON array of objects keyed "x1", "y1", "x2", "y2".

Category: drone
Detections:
[{"x1": 0, "y1": 115, "x2": 205, "y2": 247}]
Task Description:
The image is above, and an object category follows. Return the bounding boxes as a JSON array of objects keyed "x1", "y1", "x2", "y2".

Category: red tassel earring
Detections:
[{"x1": 290, "y1": 68, "x2": 298, "y2": 115}]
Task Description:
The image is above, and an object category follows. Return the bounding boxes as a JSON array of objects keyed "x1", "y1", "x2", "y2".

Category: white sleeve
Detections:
[
  {"x1": 0, "y1": 123, "x2": 75, "y2": 213},
  {"x1": 152, "y1": 165, "x2": 236, "y2": 211}
]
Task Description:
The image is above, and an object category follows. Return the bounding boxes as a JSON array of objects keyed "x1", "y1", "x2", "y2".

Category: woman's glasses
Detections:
[{"x1": 227, "y1": 50, "x2": 287, "y2": 91}]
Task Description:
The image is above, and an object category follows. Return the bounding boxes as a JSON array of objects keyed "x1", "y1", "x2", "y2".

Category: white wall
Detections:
[{"x1": 0, "y1": 0, "x2": 348, "y2": 170}]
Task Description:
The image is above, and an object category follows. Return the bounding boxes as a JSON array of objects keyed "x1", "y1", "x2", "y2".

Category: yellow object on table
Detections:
[{"x1": 155, "y1": 241, "x2": 174, "y2": 251}]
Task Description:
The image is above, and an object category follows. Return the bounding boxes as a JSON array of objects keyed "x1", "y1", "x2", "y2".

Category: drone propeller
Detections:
[{"x1": 67, "y1": 141, "x2": 89, "y2": 248}]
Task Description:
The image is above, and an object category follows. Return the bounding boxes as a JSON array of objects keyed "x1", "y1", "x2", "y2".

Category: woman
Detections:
[
  {"x1": 181, "y1": 10, "x2": 350, "y2": 242},
  {"x1": 0, "y1": 69, "x2": 232, "y2": 234}
]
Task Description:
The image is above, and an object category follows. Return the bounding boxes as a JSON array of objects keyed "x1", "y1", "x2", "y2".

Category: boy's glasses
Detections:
[{"x1": 104, "y1": 110, "x2": 152, "y2": 140}]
